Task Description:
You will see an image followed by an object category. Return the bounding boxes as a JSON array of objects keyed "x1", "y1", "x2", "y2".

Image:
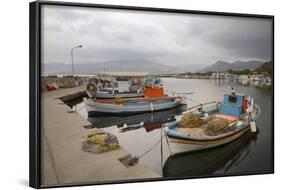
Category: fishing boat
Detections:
[
  {"x1": 86, "y1": 74, "x2": 163, "y2": 99},
  {"x1": 96, "y1": 88, "x2": 144, "y2": 99},
  {"x1": 86, "y1": 79, "x2": 144, "y2": 99},
  {"x1": 163, "y1": 130, "x2": 258, "y2": 177},
  {"x1": 94, "y1": 77, "x2": 164, "y2": 99},
  {"x1": 85, "y1": 86, "x2": 184, "y2": 116},
  {"x1": 85, "y1": 96, "x2": 183, "y2": 116},
  {"x1": 163, "y1": 89, "x2": 261, "y2": 155}
]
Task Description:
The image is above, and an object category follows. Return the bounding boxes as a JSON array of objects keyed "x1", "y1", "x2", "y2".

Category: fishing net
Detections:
[
  {"x1": 113, "y1": 97, "x2": 125, "y2": 105},
  {"x1": 98, "y1": 144, "x2": 120, "y2": 153},
  {"x1": 179, "y1": 112, "x2": 201, "y2": 128},
  {"x1": 178, "y1": 112, "x2": 236, "y2": 136},
  {"x1": 204, "y1": 117, "x2": 233, "y2": 136},
  {"x1": 86, "y1": 133, "x2": 108, "y2": 145},
  {"x1": 82, "y1": 129, "x2": 120, "y2": 154}
]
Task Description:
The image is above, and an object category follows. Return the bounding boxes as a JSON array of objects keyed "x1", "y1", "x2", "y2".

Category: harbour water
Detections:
[{"x1": 75, "y1": 78, "x2": 273, "y2": 177}]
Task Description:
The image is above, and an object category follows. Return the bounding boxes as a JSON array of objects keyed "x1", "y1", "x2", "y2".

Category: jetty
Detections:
[{"x1": 41, "y1": 86, "x2": 160, "y2": 186}]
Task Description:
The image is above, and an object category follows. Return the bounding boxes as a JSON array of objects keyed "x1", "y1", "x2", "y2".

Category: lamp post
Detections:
[{"x1": 71, "y1": 45, "x2": 83, "y2": 76}]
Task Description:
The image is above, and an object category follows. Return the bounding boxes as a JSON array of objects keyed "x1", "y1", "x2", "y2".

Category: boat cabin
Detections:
[
  {"x1": 144, "y1": 86, "x2": 164, "y2": 98},
  {"x1": 220, "y1": 93, "x2": 247, "y2": 117}
]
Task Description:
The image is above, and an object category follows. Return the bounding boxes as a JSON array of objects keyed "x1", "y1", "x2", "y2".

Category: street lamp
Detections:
[{"x1": 71, "y1": 45, "x2": 83, "y2": 76}]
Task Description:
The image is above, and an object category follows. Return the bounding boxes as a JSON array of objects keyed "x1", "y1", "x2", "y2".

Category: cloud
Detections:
[{"x1": 41, "y1": 5, "x2": 273, "y2": 68}]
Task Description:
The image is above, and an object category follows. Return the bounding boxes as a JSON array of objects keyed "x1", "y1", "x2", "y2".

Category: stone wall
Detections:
[{"x1": 41, "y1": 76, "x2": 90, "y2": 91}]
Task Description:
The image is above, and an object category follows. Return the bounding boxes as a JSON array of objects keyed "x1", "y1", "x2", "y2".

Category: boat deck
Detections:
[{"x1": 175, "y1": 127, "x2": 209, "y2": 138}]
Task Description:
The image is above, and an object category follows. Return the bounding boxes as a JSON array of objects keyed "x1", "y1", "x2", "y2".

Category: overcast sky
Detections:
[{"x1": 41, "y1": 5, "x2": 272, "y2": 67}]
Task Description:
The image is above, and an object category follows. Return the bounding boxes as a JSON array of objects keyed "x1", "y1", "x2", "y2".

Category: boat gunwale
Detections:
[
  {"x1": 87, "y1": 104, "x2": 183, "y2": 116},
  {"x1": 167, "y1": 126, "x2": 250, "y2": 144},
  {"x1": 91, "y1": 96, "x2": 182, "y2": 104}
]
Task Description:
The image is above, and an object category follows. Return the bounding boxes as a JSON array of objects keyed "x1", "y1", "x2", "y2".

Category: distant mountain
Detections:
[
  {"x1": 42, "y1": 59, "x2": 178, "y2": 75},
  {"x1": 200, "y1": 60, "x2": 264, "y2": 72}
]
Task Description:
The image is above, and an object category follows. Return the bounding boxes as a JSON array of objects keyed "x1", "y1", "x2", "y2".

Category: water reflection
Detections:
[
  {"x1": 87, "y1": 104, "x2": 187, "y2": 130},
  {"x1": 209, "y1": 78, "x2": 272, "y2": 89},
  {"x1": 237, "y1": 80, "x2": 272, "y2": 88},
  {"x1": 163, "y1": 131, "x2": 258, "y2": 177}
]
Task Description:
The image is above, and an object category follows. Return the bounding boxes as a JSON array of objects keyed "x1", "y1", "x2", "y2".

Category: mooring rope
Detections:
[
  {"x1": 185, "y1": 97, "x2": 203, "y2": 105},
  {"x1": 137, "y1": 133, "x2": 165, "y2": 159}
]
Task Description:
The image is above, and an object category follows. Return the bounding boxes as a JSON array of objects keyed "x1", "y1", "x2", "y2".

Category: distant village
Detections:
[
  {"x1": 175, "y1": 72, "x2": 272, "y2": 86},
  {"x1": 177, "y1": 72, "x2": 271, "y2": 80},
  {"x1": 157, "y1": 61, "x2": 273, "y2": 88}
]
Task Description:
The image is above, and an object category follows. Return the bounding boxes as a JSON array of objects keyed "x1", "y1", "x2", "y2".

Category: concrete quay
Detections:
[{"x1": 41, "y1": 86, "x2": 160, "y2": 186}]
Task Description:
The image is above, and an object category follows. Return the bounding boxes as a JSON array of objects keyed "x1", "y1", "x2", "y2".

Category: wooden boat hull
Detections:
[
  {"x1": 163, "y1": 131, "x2": 258, "y2": 177},
  {"x1": 85, "y1": 98, "x2": 183, "y2": 116},
  {"x1": 167, "y1": 127, "x2": 250, "y2": 155}
]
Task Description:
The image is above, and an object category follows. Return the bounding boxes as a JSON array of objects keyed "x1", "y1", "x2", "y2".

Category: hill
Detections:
[
  {"x1": 200, "y1": 60, "x2": 264, "y2": 72},
  {"x1": 255, "y1": 60, "x2": 272, "y2": 75}
]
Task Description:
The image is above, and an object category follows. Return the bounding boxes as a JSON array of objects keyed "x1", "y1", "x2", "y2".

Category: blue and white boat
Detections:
[
  {"x1": 163, "y1": 91, "x2": 261, "y2": 155},
  {"x1": 85, "y1": 96, "x2": 183, "y2": 116}
]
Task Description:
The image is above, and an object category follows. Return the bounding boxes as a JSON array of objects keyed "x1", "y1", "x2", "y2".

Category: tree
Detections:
[{"x1": 255, "y1": 60, "x2": 272, "y2": 76}]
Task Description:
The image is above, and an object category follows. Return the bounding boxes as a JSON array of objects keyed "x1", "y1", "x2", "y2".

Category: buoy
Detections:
[
  {"x1": 236, "y1": 121, "x2": 243, "y2": 127},
  {"x1": 250, "y1": 121, "x2": 257, "y2": 132},
  {"x1": 204, "y1": 112, "x2": 209, "y2": 118}
]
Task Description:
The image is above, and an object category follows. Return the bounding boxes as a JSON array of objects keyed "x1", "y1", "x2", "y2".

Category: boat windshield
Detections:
[{"x1": 228, "y1": 95, "x2": 237, "y2": 103}]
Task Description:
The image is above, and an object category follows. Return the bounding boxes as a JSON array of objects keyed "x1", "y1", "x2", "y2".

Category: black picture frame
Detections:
[{"x1": 29, "y1": 0, "x2": 274, "y2": 188}]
